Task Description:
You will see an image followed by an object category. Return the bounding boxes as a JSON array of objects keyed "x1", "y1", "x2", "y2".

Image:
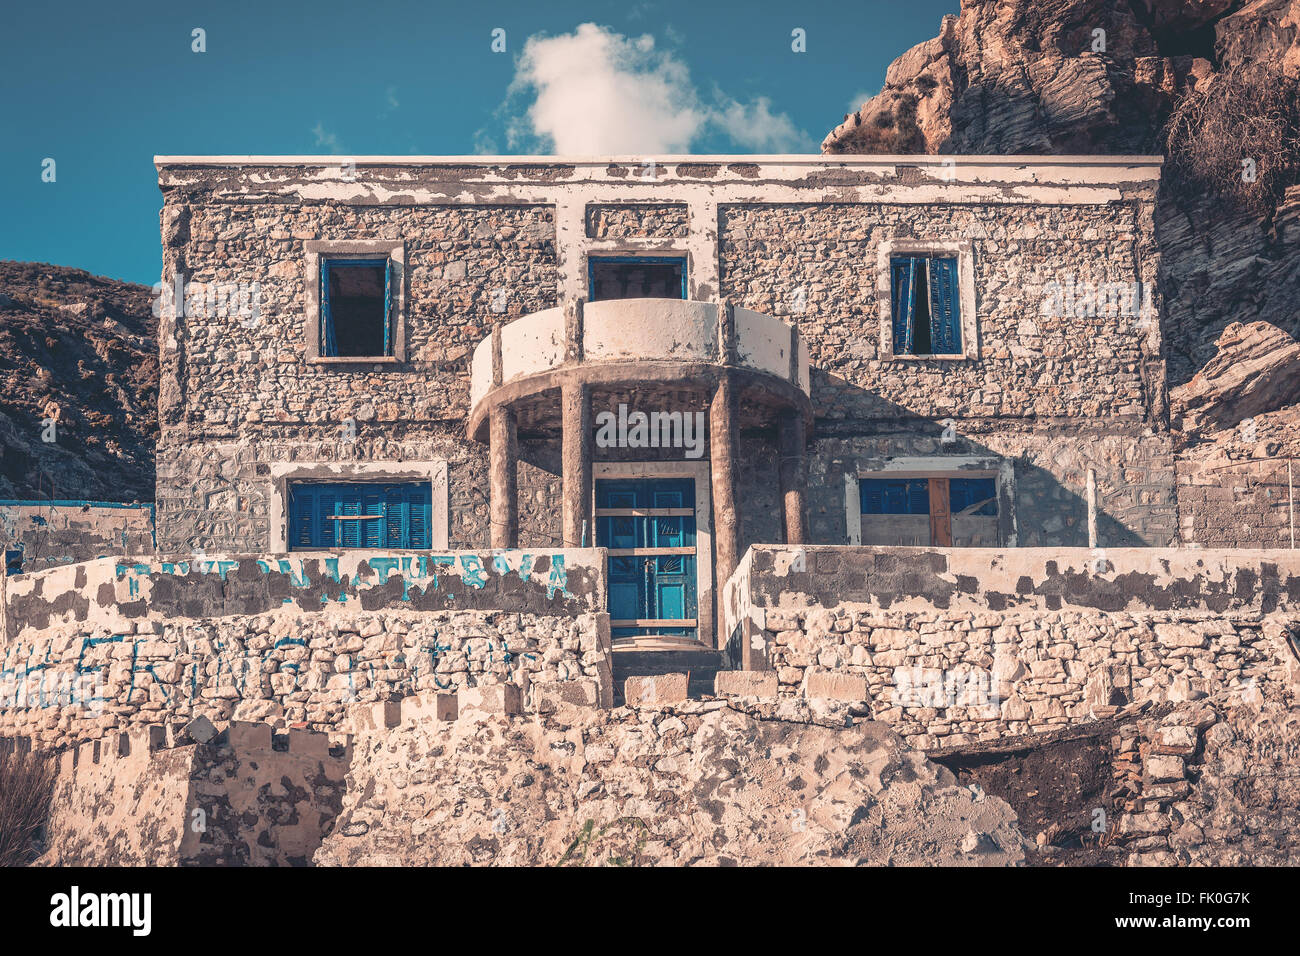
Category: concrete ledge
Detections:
[
  {"x1": 625, "y1": 673, "x2": 689, "y2": 706},
  {"x1": 715, "y1": 671, "x2": 779, "y2": 698}
]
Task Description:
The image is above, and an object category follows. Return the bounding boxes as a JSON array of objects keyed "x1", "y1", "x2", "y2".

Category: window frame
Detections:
[
  {"x1": 304, "y1": 239, "x2": 406, "y2": 364},
  {"x1": 269, "y1": 460, "x2": 448, "y2": 552},
  {"x1": 877, "y1": 239, "x2": 978, "y2": 361},
  {"x1": 586, "y1": 253, "x2": 689, "y2": 301},
  {"x1": 845, "y1": 457, "x2": 1016, "y2": 547}
]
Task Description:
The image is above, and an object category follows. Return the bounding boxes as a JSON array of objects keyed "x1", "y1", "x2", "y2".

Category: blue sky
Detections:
[{"x1": 0, "y1": 0, "x2": 957, "y2": 286}]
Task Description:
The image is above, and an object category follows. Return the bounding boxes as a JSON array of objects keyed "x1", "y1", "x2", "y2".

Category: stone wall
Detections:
[
  {"x1": 1176, "y1": 455, "x2": 1298, "y2": 548},
  {"x1": 2, "y1": 548, "x2": 604, "y2": 641},
  {"x1": 760, "y1": 604, "x2": 1298, "y2": 748},
  {"x1": 721, "y1": 546, "x2": 1300, "y2": 746},
  {"x1": 585, "y1": 203, "x2": 689, "y2": 239},
  {"x1": 1110, "y1": 700, "x2": 1300, "y2": 866},
  {"x1": 809, "y1": 431, "x2": 1178, "y2": 548},
  {"x1": 26, "y1": 720, "x2": 349, "y2": 866},
  {"x1": 0, "y1": 606, "x2": 611, "y2": 750},
  {"x1": 156, "y1": 158, "x2": 1168, "y2": 553},
  {"x1": 156, "y1": 195, "x2": 556, "y2": 553},
  {"x1": 717, "y1": 199, "x2": 1162, "y2": 425},
  {"x1": 0, "y1": 501, "x2": 154, "y2": 575}
]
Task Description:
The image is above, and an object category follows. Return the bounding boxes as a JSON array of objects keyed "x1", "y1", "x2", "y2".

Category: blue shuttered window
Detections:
[
  {"x1": 890, "y1": 255, "x2": 962, "y2": 355},
  {"x1": 891, "y1": 257, "x2": 917, "y2": 354},
  {"x1": 288, "y1": 482, "x2": 432, "y2": 550},
  {"x1": 860, "y1": 478, "x2": 931, "y2": 515},
  {"x1": 320, "y1": 258, "x2": 392, "y2": 358},
  {"x1": 950, "y1": 477, "x2": 998, "y2": 516}
]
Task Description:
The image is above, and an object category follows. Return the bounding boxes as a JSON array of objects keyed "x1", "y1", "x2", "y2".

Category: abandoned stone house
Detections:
[{"x1": 152, "y1": 154, "x2": 1171, "y2": 651}]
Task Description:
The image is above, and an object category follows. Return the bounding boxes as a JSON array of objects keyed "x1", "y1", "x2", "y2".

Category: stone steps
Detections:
[{"x1": 612, "y1": 648, "x2": 722, "y2": 706}]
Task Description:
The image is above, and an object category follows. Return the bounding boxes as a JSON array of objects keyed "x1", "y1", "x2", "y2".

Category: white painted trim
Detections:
[
  {"x1": 156, "y1": 154, "x2": 1164, "y2": 169},
  {"x1": 593, "y1": 460, "x2": 713, "y2": 642},
  {"x1": 877, "y1": 239, "x2": 979, "y2": 360},
  {"x1": 845, "y1": 472, "x2": 862, "y2": 546},
  {"x1": 267, "y1": 460, "x2": 448, "y2": 552}
]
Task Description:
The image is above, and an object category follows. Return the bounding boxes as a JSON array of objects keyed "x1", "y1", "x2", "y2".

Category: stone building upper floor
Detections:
[{"x1": 154, "y1": 154, "x2": 1167, "y2": 444}]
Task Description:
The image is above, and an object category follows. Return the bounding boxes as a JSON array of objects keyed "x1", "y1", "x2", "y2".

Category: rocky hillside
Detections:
[
  {"x1": 0, "y1": 261, "x2": 157, "y2": 502},
  {"x1": 824, "y1": 0, "x2": 1300, "y2": 391}
]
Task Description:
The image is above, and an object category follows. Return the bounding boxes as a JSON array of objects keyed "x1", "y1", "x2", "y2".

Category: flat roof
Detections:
[{"x1": 154, "y1": 153, "x2": 1164, "y2": 167}]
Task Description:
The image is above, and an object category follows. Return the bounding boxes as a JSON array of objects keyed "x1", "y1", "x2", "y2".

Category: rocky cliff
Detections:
[
  {"x1": 824, "y1": 0, "x2": 1300, "y2": 391},
  {"x1": 0, "y1": 261, "x2": 157, "y2": 502}
]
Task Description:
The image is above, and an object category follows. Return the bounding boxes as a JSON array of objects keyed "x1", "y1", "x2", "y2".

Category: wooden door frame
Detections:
[{"x1": 593, "y1": 461, "x2": 714, "y2": 647}]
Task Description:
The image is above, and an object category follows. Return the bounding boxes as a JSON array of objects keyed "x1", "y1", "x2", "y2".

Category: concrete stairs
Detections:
[{"x1": 611, "y1": 645, "x2": 723, "y2": 706}]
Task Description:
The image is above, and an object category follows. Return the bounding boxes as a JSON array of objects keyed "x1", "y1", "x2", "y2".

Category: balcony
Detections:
[{"x1": 468, "y1": 298, "x2": 810, "y2": 440}]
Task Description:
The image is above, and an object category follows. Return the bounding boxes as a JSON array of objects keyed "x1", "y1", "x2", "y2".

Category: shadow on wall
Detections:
[{"x1": 808, "y1": 380, "x2": 1166, "y2": 550}]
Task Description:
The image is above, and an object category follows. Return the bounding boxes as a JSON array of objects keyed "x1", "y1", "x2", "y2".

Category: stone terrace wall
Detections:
[
  {"x1": 0, "y1": 606, "x2": 611, "y2": 750},
  {"x1": 2, "y1": 548, "x2": 604, "y2": 641},
  {"x1": 761, "y1": 604, "x2": 1298, "y2": 749},
  {"x1": 0, "y1": 501, "x2": 155, "y2": 574},
  {"x1": 721, "y1": 546, "x2": 1300, "y2": 748}
]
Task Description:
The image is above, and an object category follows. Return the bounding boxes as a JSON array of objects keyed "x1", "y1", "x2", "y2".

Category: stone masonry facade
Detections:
[{"x1": 153, "y1": 156, "x2": 1170, "y2": 558}]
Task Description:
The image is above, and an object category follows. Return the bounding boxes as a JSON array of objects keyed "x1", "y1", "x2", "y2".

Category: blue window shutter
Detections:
[
  {"x1": 927, "y1": 257, "x2": 962, "y2": 354},
  {"x1": 383, "y1": 260, "x2": 392, "y2": 356},
  {"x1": 290, "y1": 486, "x2": 314, "y2": 548},
  {"x1": 321, "y1": 261, "x2": 339, "y2": 356},
  {"x1": 361, "y1": 489, "x2": 383, "y2": 548},
  {"x1": 408, "y1": 486, "x2": 431, "y2": 548},
  {"x1": 289, "y1": 481, "x2": 430, "y2": 550},
  {"x1": 891, "y1": 257, "x2": 917, "y2": 354}
]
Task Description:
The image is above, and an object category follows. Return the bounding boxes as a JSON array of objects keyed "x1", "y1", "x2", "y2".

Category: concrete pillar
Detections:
[
  {"x1": 710, "y1": 371, "x2": 741, "y2": 615},
  {"x1": 1086, "y1": 468, "x2": 1098, "y2": 550},
  {"x1": 778, "y1": 409, "x2": 808, "y2": 545},
  {"x1": 561, "y1": 381, "x2": 592, "y2": 547},
  {"x1": 489, "y1": 405, "x2": 518, "y2": 549}
]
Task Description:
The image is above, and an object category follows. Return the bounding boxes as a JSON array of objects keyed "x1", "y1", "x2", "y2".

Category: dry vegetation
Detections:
[
  {"x1": 0, "y1": 748, "x2": 57, "y2": 866},
  {"x1": 1165, "y1": 65, "x2": 1300, "y2": 214}
]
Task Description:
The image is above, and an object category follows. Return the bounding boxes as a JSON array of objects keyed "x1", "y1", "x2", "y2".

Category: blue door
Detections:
[
  {"x1": 595, "y1": 478, "x2": 698, "y2": 641},
  {"x1": 288, "y1": 482, "x2": 432, "y2": 550}
]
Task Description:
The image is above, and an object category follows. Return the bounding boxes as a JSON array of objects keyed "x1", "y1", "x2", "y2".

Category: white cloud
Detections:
[
  {"x1": 846, "y1": 90, "x2": 876, "y2": 113},
  {"x1": 311, "y1": 122, "x2": 342, "y2": 153},
  {"x1": 498, "y1": 23, "x2": 811, "y2": 155}
]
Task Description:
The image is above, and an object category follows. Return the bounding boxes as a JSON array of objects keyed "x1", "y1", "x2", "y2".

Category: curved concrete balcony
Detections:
[
  {"x1": 468, "y1": 298, "x2": 811, "y2": 440},
  {"x1": 469, "y1": 298, "x2": 814, "y2": 607}
]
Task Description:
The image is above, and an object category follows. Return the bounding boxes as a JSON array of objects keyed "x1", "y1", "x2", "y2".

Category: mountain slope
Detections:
[{"x1": 0, "y1": 261, "x2": 157, "y2": 502}]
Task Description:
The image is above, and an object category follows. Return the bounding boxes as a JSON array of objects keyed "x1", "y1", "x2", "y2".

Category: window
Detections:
[
  {"x1": 320, "y1": 258, "x2": 392, "y2": 357},
  {"x1": 588, "y1": 256, "x2": 687, "y2": 301},
  {"x1": 857, "y1": 473, "x2": 999, "y2": 547},
  {"x1": 304, "y1": 240, "x2": 405, "y2": 362},
  {"x1": 288, "y1": 482, "x2": 431, "y2": 550},
  {"x1": 891, "y1": 255, "x2": 961, "y2": 355}
]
